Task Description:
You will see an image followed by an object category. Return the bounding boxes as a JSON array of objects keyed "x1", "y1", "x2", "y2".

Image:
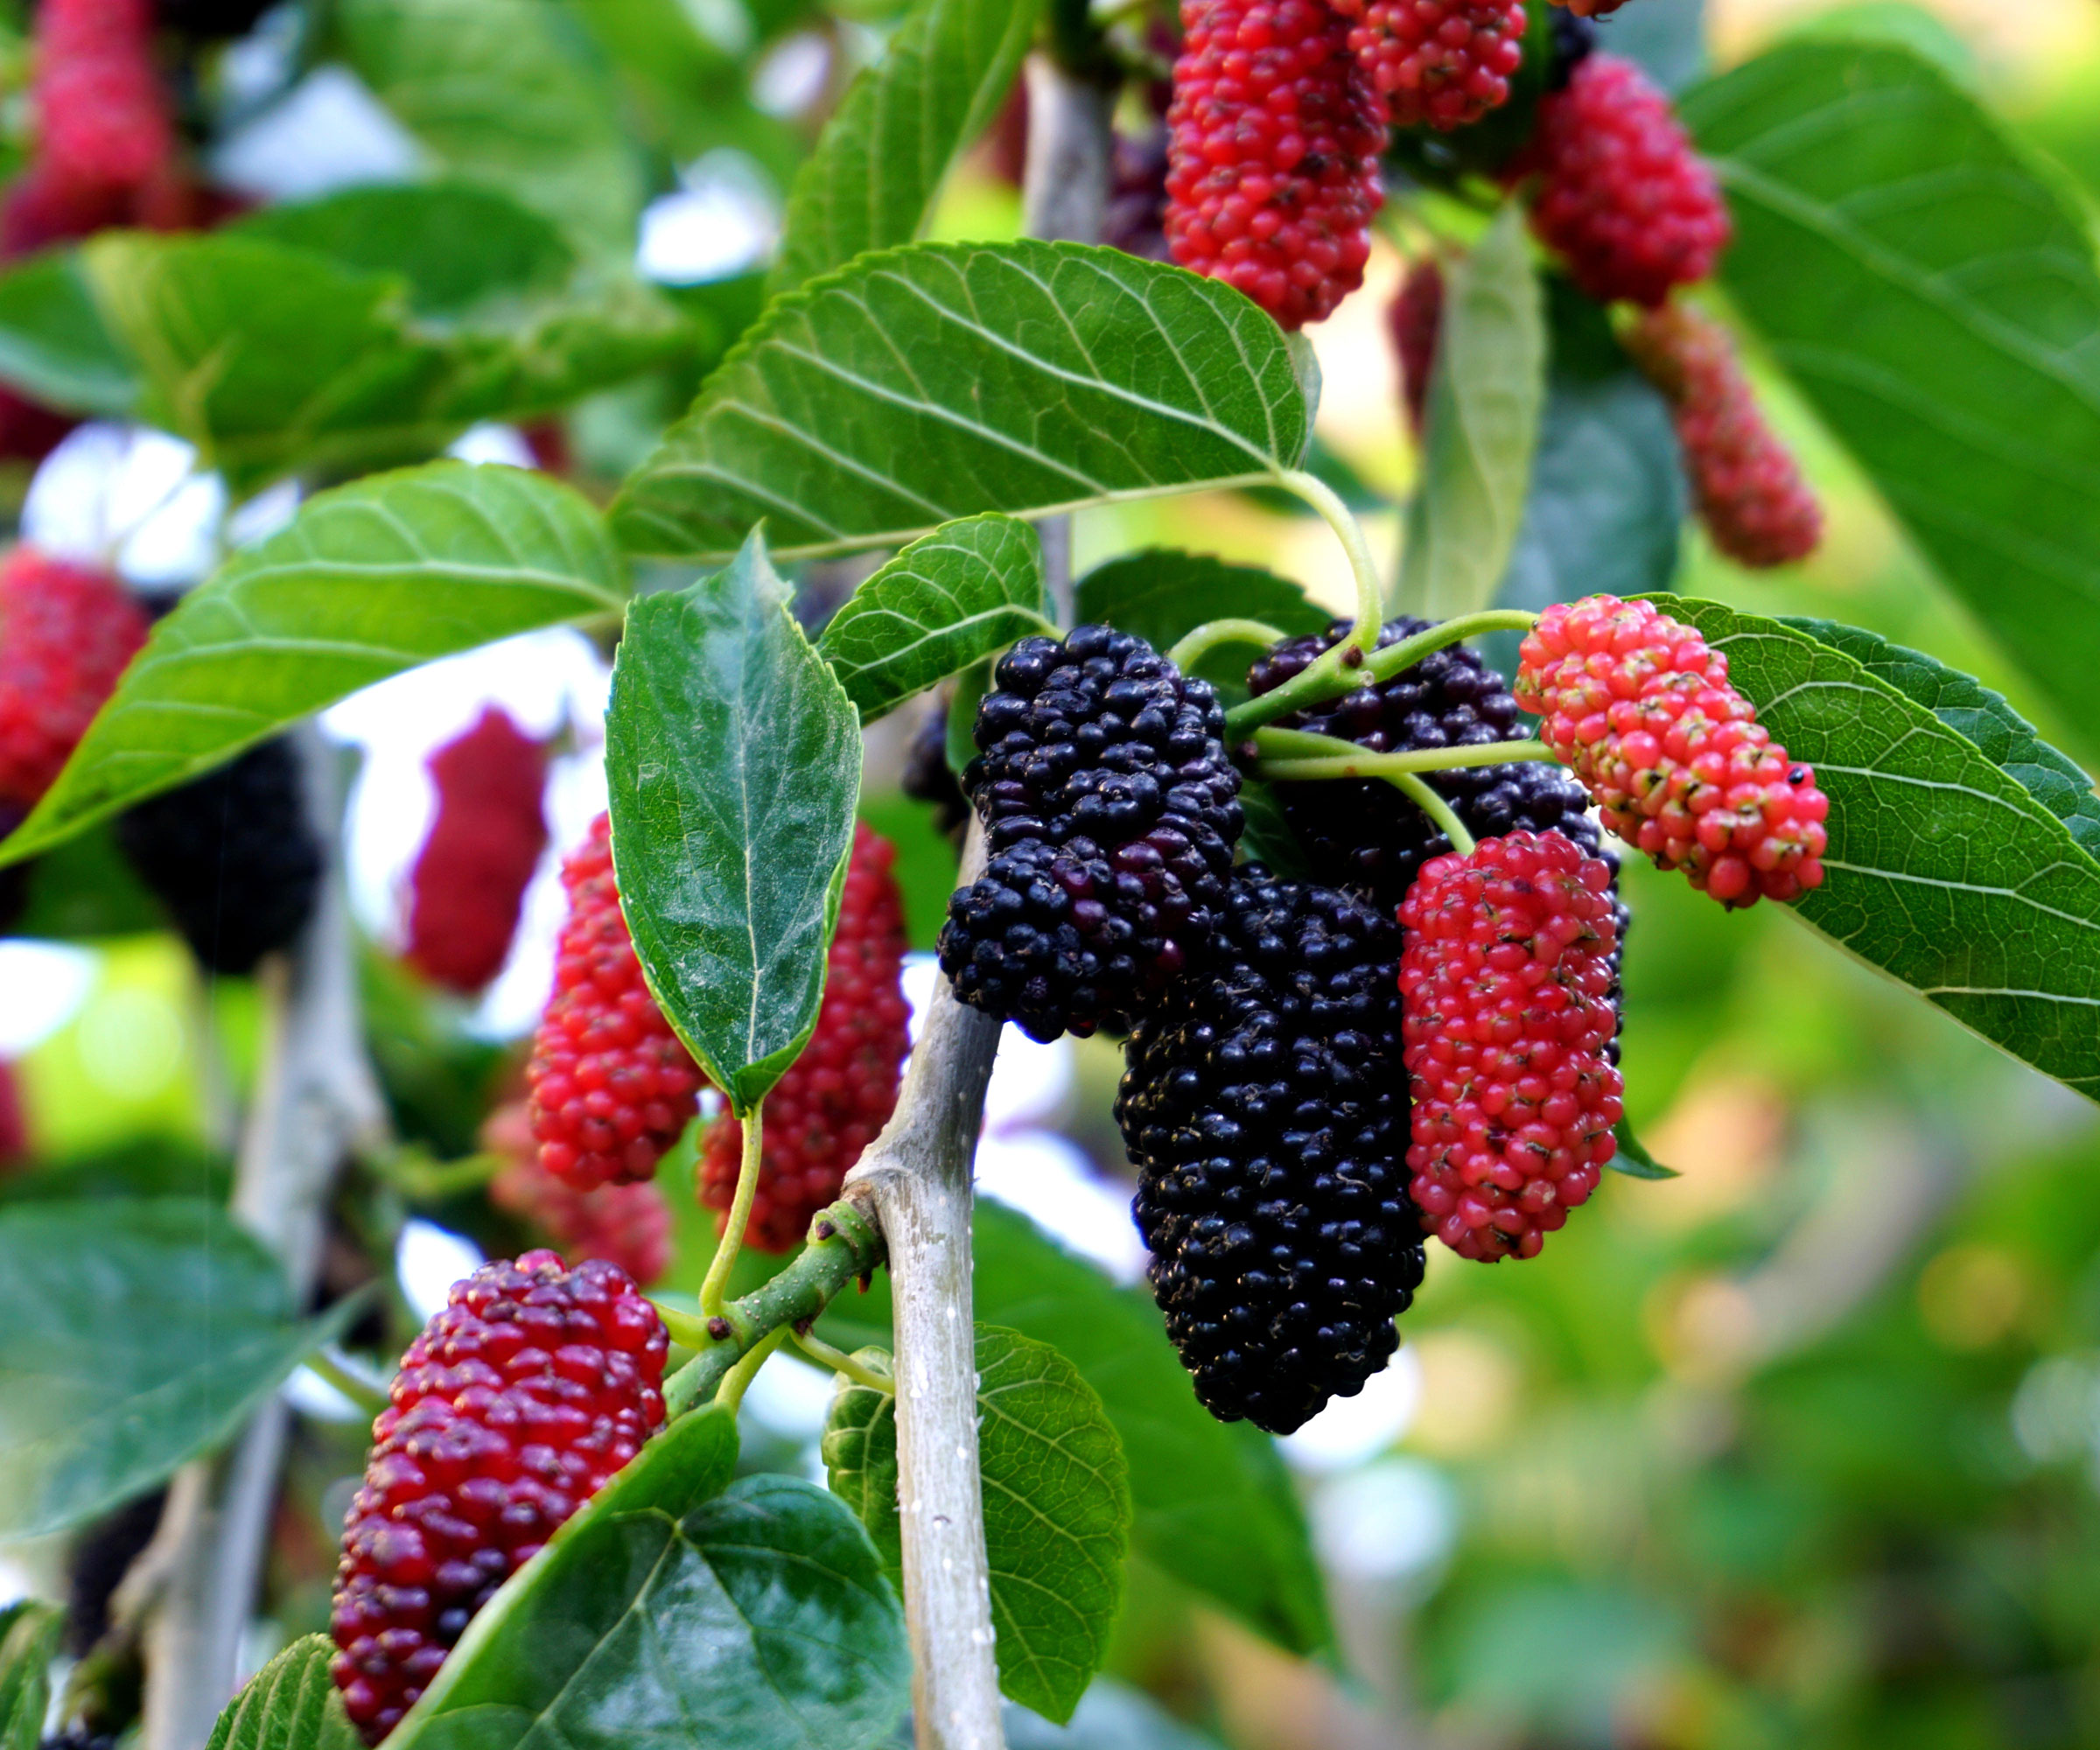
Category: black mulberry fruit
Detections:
[
  {"x1": 939, "y1": 625, "x2": 1242, "y2": 1043},
  {"x1": 1120, "y1": 867, "x2": 1423, "y2": 1433},
  {"x1": 116, "y1": 737, "x2": 323, "y2": 975}
]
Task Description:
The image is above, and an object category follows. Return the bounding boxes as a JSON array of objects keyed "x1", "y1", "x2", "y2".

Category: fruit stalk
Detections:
[{"x1": 136, "y1": 729, "x2": 388, "y2": 1750}]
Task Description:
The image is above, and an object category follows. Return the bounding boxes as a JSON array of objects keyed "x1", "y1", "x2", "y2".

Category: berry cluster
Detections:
[
  {"x1": 940, "y1": 626, "x2": 1243, "y2": 1042},
  {"x1": 1515, "y1": 594, "x2": 1830, "y2": 906},
  {"x1": 329, "y1": 1252, "x2": 668, "y2": 1742},
  {"x1": 116, "y1": 738, "x2": 323, "y2": 975},
  {"x1": 1400, "y1": 830, "x2": 1622, "y2": 1261},
  {"x1": 1121, "y1": 869, "x2": 1424, "y2": 1432},
  {"x1": 526, "y1": 815, "x2": 705, "y2": 1188},
  {"x1": 404, "y1": 707, "x2": 550, "y2": 996},
  {"x1": 485, "y1": 1101, "x2": 673, "y2": 1288},
  {"x1": 700, "y1": 822, "x2": 910, "y2": 1253},
  {"x1": 1104, "y1": 125, "x2": 1172, "y2": 263},
  {"x1": 30, "y1": 0, "x2": 172, "y2": 208},
  {"x1": 0, "y1": 549, "x2": 149, "y2": 810},
  {"x1": 1626, "y1": 301, "x2": 1824, "y2": 570},
  {"x1": 1334, "y1": 0, "x2": 1526, "y2": 132},
  {"x1": 1164, "y1": 0, "x2": 1385, "y2": 329},
  {"x1": 1246, "y1": 614, "x2": 1611, "y2": 910},
  {"x1": 1506, "y1": 52, "x2": 1729, "y2": 307}
]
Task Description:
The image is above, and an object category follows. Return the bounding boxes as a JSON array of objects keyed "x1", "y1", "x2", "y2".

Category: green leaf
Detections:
[
  {"x1": 947, "y1": 656, "x2": 994, "y2": 775},
  {"x1": 769, "y1": 0, "x2": 1040, "y2": 296},
  {"x1": 817, "y1": 514, "x2": 1052, "y2": 722},
  {"x1": 969, "y1": 1204, "x2": 1334, "y2": 1659},
  {"x1": 81, "y1": 223, "x2": 687, "y2": 494},
  {"x1": 338, "y1": 0, "x2": 645, "y2": 254},
  {"x1": 1074, "y1": 548, "x2": 1330, "y2": 707},
  {"x1": 605, "y1": 530, "x2": 864, "y2": 1112},
  {"x1": 1681, "y1": 42, "x2": 2100, "y2": 753},
  {"x1": 822, "y1": 1327, "x2": 1131, "y2": 1723},
  {"x1": 1649, "y1": 598, "x2": 2100, "y2": 1102},
  {"x1": 1776, "y1": 616, "x2": 2100, "y2": 861},
  {"x1": 1236, "y1": 778, "x2": 1311, "y2": 878},
  {"x1": 0, "y1": 1602, "x2": 60, "y2": 1750},
  {"x1": 612, "y1": 240, "x2": 1312, "y2": 561},
  {"x1": 1, "y1": 462, "x2": 624, "y2": 864},
  {"x1": 1610, "y1": 1120, "x2": 1679, "y2": 1181},
  {"x1": 6, "y1": 817, "x2": 165, "y2": 939},
  {"x1": 0, "y1": 250, "x2": 137, "y2": 417},
  {"x1": 392, "y1": 1406, "x2": 910, "y2": 1750},
  {"x1": 1398, "y1": 204, "x2": 1546, "y2": 621},
  {"x1": 233, "y1": 183, "x2": 576, "y2": 316},
  {"x1": 0, "y1": 1199, "x2": 357, "y2": 1537},
  {"x1": 205, "y1": 1636, "x2": 360, "y2": 1750}
]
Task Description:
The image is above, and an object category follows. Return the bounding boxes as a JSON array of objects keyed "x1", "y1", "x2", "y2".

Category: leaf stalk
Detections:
[{"x1": 699, "y1": 1099, "x2": 766, "y2": 1320}]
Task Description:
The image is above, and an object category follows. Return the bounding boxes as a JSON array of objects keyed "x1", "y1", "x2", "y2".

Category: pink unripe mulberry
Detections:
[
  {"x1": 1626, "y1": 301, "x2": 1823, "y2": 569},
  {"x1": 404, "y1": 707, "x2": 550, "y2": 995},
  {"x1": 1506, "y1": 52, "x2": 1728, "y2": 308},
  {"x1": 1165, "y1": 0, "x2": 1386, "y2": 330},
  {"x1": 0, "y1": 547, "x2": 149, "y2": 809},
  {"x1": 1514, "y1": 593, "x2": 1830, "y2": 906},
  {"x1": 1388, "y1": 256, "x2": 1445, "y2": 437},
  {"x1": 1334, "y1": 0, "x2": 1526, "y2": 132},
  {"x1": 525, "y1": 815, "x2": 705, "y2": 1189},
  {"x1": 1401, "y1": 830, "x2": 1622, "y2": 1262}
]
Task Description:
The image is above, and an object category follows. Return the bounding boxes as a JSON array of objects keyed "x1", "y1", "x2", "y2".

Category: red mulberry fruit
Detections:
[
  {"x1": 700, "y1": 822, "x2": 909, "y2": 1253},
  {"x1": 487, "y1": 1158, "x2": 673, "y2": 1289},
  {"x1": 939, "y1": 626, "x2": 1243, "y2": 1041},
  {"x1": 1121, "y1": 868, "x2": 1423, "y2": 1432},
  {"x1": 1387, "y1": 258, "x2": 1445, "y2": 438},
  {"x1": 0, "y1": 548, "x2": 149, "y2": 809},
  {"x1": 116, "y1": 738, "x2": 323, "y2": 975},
  {"x1": 525, "y1": 814, "x2": 705, "y2": 1188},
  {"x1": 1506, "y1": 52, "x2": 1728, "y2": 308},
  {"x1": 1625, "y1": 301, "x2": 1823, "y2": 569},
  {"x1": 1165, "y1": 0, "x2": 1386, "y2": 330},
  {"x1": 1515, "y1": 593, "x2": 1830, "y2": 906},
  {"x1": 328, "y1": 1250, "x2": 668, "y2": 1743},
  {"x1": 1335, "y1": 0, "x2": 1526, "y2": 132},
  {"x1": 404, "y1": 707, "x2": 550, "y2": 995},
  {"x1": 0, "y1": 1059, "x2": 26, "y2": 1170},
  {"x1": 1401, "y1": 830, "x2": 1622, "y2": 1262},
  {"x1": 31, "y1": 0, "x2": 172, "y2": 203}
]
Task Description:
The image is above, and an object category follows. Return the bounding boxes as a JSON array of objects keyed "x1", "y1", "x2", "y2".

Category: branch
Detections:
[
  {"x1": 841, "y1": 822, "x2": 1007, "y2": 1750},
  {"x1": 135, "y1": 729, "x2": 388, "y2": 1750}
]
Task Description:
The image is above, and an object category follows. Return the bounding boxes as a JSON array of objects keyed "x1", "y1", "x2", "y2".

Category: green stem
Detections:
[
  {"x1": 716, "y1": 1326, "x2": 788, "y2": 1415},
  {"x1": 367, "y1": 1146, "x2": 504, "y2": 1201},
  {"x1": 1390, "y1": 772, "x2": 1475, "y2": 857},
  {"x1": 662, "y1": 1196, "x2": 886, "y2": 1418},
  {"x1": 1166, "y1": 618, "x2": 1291, "y2": 672},
  {"x1": 652, "y1": 1300, "x2": 718, "y2": 1352},
  {"x1": 1253, "y1": 731, "x2": 1558, "y2": 779},
  {"x1": 699, "y1": 1100, "x2": 764, "y2": 1320},
  {"x1": 1224, "y1": 606, "x2": 1541, "y2": 738},
  {"x1": 795, "y1": 1330, "x2": 895, "y2": 1395},
  {"x1": 1274, "y1": 468, "x2": 1382, "y2": 655},
  {"x1": 304, "y1": 1347, "x2": 389, "y2": 1418}
]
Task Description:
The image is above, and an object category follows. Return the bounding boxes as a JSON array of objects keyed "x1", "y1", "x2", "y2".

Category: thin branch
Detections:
[{"x1": 134, "y1": 729, "x2": 388, "y2": 1750}]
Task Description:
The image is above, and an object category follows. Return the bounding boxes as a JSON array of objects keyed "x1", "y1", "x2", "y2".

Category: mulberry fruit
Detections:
[
  {"x1": 1625, "y1": 301, "x2": 1823, "y2": 569},
  {"x1": 487, "y1": 1154, "x2": 673, "y2": 1289},
  {"x1": 939, "y1": 626, "x2": 1243, "y2": 1042},
  {"x1": 30, "y1": 0, "x2": 172, "y2": 203},
  {"x1": 1335, "y1": 0, "x2": 1526, "y2": 132},
  {"x1": 1506, "y1": 52, "x2": 1728, "y2": 308},
  {"x1": 525, "y1": 814, "x2": 705, "y2": 1188},
  {"x1": 701, "y1": 822, "x2": 909, "y2": 1253},
  {"x1": 116, "y1": 738, "x2": 323, "y2": 974},
  {"x1": 0, "y1": 549, "x2": 149, "y2": 810},
  {"x1": 404, "y1": 707, "x2": 550, "y2": 995},
  {"x1": 1545, "y1": 4, "x2": 1595, "y2": 84},
  {"x1": 1548, "y1": 0, "x2": 1628, "y2": 14},
  {"x1": 1401, "y1": 830, "x2": 1621, "y2": 1261},
  {"x1": 0, "y1": 1057, "x2": 25, "y2": 1168},
  {"x1": 1246, "y1": 615, "x2": 1612, "y2": 909},
  {"x1": 328, "y1": 1250, "x2": 668, "y2": 1743},
  {"x1": 1165, "y1": 0, "x2": 1385, "y2": 329},
  {"x1": 1515, "y1": 594, "x2": 1829, "y2": 906},
  {"x1": 1104, "y1": 124, "x2": 1172, "y2": 262},
  {"x1": 1388, "y1": 258, "x2": 1445, "y2": 438},
  {"x1": 1122, "y1": 869, "x2": 1422, "y2": 1433},
  {"x1": 900, "y1": 696, "x2": 970, "y2": 844}
]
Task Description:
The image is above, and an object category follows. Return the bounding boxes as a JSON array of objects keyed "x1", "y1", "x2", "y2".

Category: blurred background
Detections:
[{"x1": 4, "y1": 1, "x2": 2100, "y2": 1747}]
